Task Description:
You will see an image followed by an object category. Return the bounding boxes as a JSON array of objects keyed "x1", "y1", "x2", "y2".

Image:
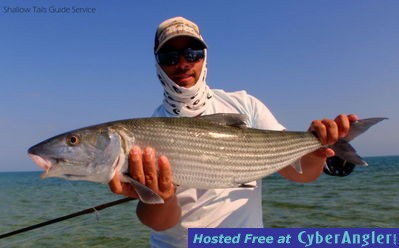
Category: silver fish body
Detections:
[
  {"x1": 116, "y1": 117, "x2": 322, "y2": 188},
  {"x1": 28, "y1": 114, "x2": 385, "y2": 203}
]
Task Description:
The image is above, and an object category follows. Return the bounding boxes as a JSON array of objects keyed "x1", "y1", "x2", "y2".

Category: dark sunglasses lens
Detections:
[
  {"x1": 157, "y1": 49, "x2": 204, "y2": 65},
  {"x1": 184, "y1": 49, "x2": 204, "y2": 62},
  {"x1": 157, "y1": 52, "x2": 179, "y2": 66}
]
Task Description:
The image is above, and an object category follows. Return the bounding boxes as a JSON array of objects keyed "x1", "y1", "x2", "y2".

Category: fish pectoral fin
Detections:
[{"x1": 122, "y1": 176, "x2": 164, "y2": 204}]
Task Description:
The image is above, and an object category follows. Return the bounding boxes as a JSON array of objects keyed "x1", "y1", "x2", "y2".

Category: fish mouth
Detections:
[{"x1": 28, "y1": 153, "x2": 52, "y2": 178}]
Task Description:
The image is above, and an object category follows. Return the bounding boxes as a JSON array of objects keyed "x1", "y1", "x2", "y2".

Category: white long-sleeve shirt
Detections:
[{"x1": 150, "y1": 89, "x2": 284, "y2": 247}]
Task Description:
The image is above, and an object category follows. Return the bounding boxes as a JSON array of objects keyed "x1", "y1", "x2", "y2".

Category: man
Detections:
[{"x1": 109, "y1": 17, "x2": 357, "y2": 246}]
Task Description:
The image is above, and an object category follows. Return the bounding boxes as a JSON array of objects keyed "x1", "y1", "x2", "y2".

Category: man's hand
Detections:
[
  {"x1": 308, "y1": 114, "x2": 358, "y2": 158},
  {"x1": 108, "y1": 146, "x2": 176, "y2": 201},
  {"x1": 108, "y1": 146, "x2": 181, "y2": 231},
  {"x1": 279, "y1": 114, "x2": 358, "y2": 182}
]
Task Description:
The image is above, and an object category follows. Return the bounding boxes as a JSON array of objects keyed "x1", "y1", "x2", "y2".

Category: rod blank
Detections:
[{"x1": 0, "y1": 197, "x2": 135, "y2": 240}]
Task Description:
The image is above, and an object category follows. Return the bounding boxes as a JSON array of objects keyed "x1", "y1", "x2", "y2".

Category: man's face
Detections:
[{"x1": 158, "y1": 36, "x2": 204, "y2": 88}]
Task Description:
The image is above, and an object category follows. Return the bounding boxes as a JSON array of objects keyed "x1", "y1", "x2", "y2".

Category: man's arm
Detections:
[
  {"x1": 279, "y1": 114, "x2": 358, "y2": 182},
  {"x1": 108, "y1": 146, "x2": 181, "y2": 231}
]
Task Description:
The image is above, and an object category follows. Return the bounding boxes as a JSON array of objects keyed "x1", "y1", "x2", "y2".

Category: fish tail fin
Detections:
[
  {"x1": 331, "y1": 117, "x2": 387, "y2": 166},
  {"x1": 331, "y1": 140, "x2": 367, "y2": 166}
]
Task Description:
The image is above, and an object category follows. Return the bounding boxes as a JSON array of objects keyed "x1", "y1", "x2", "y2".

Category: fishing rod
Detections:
[{"x1": 0, "y1": 197, "x2": 135, "y2": 240}]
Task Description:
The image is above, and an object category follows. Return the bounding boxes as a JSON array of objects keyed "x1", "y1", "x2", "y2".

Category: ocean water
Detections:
[{"x1": 0, "y1": 156, "x2": 398, "y2": 247}]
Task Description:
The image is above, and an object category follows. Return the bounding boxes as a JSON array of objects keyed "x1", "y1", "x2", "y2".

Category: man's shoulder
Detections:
[
  {"x1": 211, "y1": 89, "x2": 256, "y2": 101},
  {"x1": 211, "y1": 88, "x2": 261, "y2": 106},
  {"x1": 212, "y1": 88, "x2": 249, "y2": 96}
]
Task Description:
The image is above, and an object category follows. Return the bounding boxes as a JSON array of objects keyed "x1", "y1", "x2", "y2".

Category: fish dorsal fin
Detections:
[{"x1": 198, "y1": 113, "x2": 248, "y2": 128}]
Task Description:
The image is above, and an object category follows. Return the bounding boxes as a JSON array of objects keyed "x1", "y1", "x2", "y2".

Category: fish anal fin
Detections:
[
  {"x1": 239, "y1": 183, "x2": 256, "y2": 188},
  {"x1": 121, "y1": 175, "x2": 164, "y2": 204}
]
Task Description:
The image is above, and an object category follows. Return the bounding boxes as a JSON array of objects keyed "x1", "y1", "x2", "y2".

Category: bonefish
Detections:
[{"x1": 28, "y1": 114, "x2": 386, "y2": 204}]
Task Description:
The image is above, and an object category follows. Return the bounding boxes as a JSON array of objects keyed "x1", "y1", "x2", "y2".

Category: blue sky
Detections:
[{"x1": 1, "y1": 0, "x2": 398, "y2": 172}]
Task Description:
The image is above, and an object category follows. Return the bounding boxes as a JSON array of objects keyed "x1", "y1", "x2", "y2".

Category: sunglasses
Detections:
[{"x1": 156, "y1": 48, "x2": 205, "y2": 66}]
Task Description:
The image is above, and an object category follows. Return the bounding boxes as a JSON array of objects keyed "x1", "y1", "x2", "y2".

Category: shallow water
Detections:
[
  {"x1": 262, "y1": 156, "x2": 399, "y2": 228},
  {"x1": 0, "y1": 156, "x2": 397, "y2": 247}
]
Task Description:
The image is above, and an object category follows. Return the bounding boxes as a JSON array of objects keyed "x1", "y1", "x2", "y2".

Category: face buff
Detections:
[{"x1": 156, "y1": 50, "x2": 212, "y2": 117}]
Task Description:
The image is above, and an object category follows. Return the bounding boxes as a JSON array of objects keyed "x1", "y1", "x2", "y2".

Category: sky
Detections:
[{"x1": 0, "y1": 0, "x2": 398, "y2": 172}]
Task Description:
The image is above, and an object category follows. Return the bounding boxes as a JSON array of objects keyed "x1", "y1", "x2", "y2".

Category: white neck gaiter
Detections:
[{"x1": 155, "y1": 50, "x2": 212, "y2": 117}]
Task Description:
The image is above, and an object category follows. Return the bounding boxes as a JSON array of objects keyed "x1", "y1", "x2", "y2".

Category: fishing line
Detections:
[
  {"x1": 65, "y1": 180, "x2": 100, "y2": 221},
  {"x1": 0, "y1": 197, "x2": 135, "y2": 240},
  {"x1": 1, "y1": 212, "x2": 96, "y2": 248}
]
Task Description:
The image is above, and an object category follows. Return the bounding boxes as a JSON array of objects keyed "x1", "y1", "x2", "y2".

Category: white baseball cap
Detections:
[{"x1": 154, "y1": 16, "x2": 207, "y2": 53}]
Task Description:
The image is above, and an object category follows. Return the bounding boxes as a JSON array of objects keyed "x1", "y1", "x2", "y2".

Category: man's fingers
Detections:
[
  {"x1": 143, "y1": 147, "x2": 159, "y2": 190},
  {"x1": 108, "y1": 171, "x2": 123, "y2": 194},
  {"x1": 310, "y1": 120, "x2": 327, "y2": 144},
  {"x1": 310, "y1": 116, "x2": 357, "y2": 145},
  {"x1": 110, "y1": 146, "x2": 176, "y2": 201},
  {"x1": 158, "y1": 155, "x2": 174, "y2": 193},
  {"x1": 130, "y1": 146, "x2": 145, "y2": 184},
  {"x1": 335, "y1": 114, "x2": 350, "y2": 138},
  {"x1": 321, "y1": 119, "x2": 338, "y2": 145},
  {"x1": 348, "y1": 114, "x2": 359, "y2": 123}
]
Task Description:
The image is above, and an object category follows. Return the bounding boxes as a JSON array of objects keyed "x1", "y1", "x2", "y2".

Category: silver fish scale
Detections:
[{"x1": 113, "y1": 117, "x2": 322, "y2": 188}]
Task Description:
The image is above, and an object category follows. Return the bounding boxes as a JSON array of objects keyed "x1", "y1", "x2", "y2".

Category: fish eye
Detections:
[{"x1": 66, "y1": 134, "x2": 80, "y2": 146}]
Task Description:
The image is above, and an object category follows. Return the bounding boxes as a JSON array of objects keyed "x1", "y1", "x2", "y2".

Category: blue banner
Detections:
[{"x1": 188, "y1": 228, "x2": 398, "y2": 247}]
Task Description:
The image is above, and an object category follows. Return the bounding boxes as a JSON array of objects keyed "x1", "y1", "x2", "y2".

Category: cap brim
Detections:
[{"x1": 155, "y1": 34, "x2": 207, "y2": 53}]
